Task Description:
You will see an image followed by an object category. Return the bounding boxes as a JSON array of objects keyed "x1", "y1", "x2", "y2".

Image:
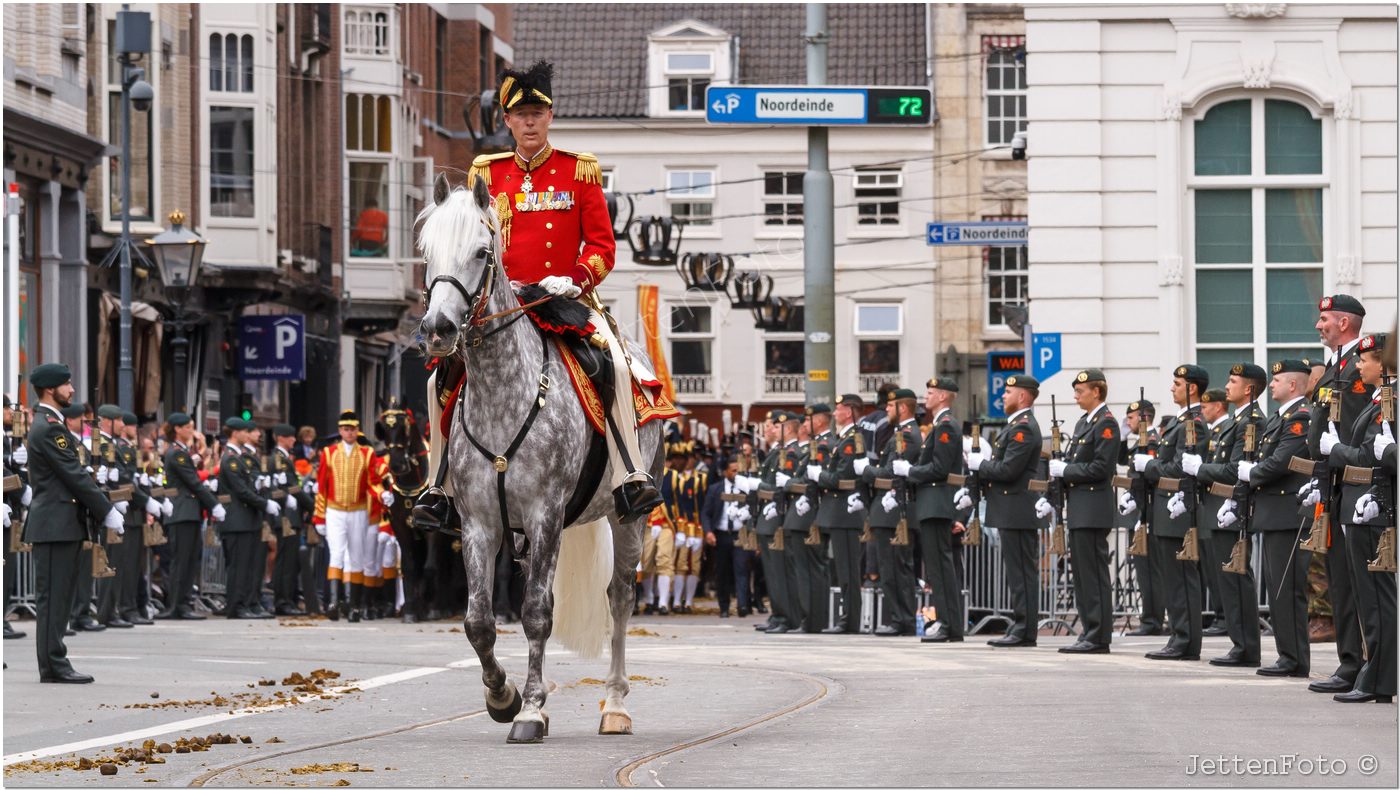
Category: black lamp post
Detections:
[{"x1": 145, "y1": 209, "x2": 207, "y2": 413}]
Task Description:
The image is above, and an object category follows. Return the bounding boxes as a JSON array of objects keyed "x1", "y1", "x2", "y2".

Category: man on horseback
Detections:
[{"x1": 413, "y1": 60, "x2": 662, "y2": 529}]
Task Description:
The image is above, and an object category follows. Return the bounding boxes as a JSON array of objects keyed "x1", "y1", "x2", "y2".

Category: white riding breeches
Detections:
[{"x1": 325, "y1": 507, "x2": 370, "y2": 584}]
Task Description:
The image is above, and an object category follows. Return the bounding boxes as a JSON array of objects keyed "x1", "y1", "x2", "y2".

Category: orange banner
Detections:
[{"x1": 637, "y1": 284, "x2": 676, "y2": 404}]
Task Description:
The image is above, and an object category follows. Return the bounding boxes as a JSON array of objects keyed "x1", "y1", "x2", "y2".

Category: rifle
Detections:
[
  {"x1": 947, "y1": 396, "x2": 984, "y2": 547},
  {"x1": 766, "y1": 434, "x2": 790, "y2": 551},
  {"x1": 1369, "y1": 381, "x2": 1396, "y2": 572},
  {"x1": 1175, "y1": 393, "x2": 1201, "y2": 562},
  {"x1": 802, "y1": 411, "x2": 823, "y2": 546},
  {"x1": 1126, "y1": 387, "x2": 1151, "y2": 557},
  {"x1": 889, "y1": 419, "x2": 912, "y2": 546},
  {"x1": 1296, "y1": 388, "x2": 1340, "y2": 555},
  {"x1": 1047, "y1": 395, "x2": 1067, "y2": 555},
  {"x1": 1219, "y1": 386, "x2": 1258, "y2": 575}
]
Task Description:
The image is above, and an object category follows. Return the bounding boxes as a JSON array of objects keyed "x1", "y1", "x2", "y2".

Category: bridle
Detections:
[{"x1": 379, "y1": 408, "x2": 429, "y2": 498}]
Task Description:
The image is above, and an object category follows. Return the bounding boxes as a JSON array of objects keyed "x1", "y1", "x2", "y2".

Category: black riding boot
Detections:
[
  {"x1": 606, "y1": 416, "x2": 662, "y2": 520},
  {"x1": 412, "y1": 451, "x2": 457, "y2": 533},
  {"x1": 348, "y1": 582, "x2": 363, "y2": 623}
]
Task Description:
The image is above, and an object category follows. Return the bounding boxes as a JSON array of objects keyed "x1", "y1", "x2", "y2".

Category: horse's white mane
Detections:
[{"x1": 416, "y1": 186, "x2": 494, "y2": 276}]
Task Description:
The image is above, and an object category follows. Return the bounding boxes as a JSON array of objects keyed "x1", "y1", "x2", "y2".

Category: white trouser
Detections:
[
  {"x1": 361, "y1": 523, "x2": 384, "y2": 581},
  {"x1": 325, "y1": 507, "x2": 370, "y2": 583}
]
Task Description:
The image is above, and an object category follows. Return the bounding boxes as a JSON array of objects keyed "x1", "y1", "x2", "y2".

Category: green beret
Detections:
[
  {"x1": 1128, "y1": 399, "x2": 1154, "y2": 415},
  {"x1": 834, "y1": 393, "x2": 863, "y2": 408},
  {"x1": 927, "y1": 376, "x2": 959, "y2": 393},
  {"x1": 1173, "y1": 364, "x2": 1209, "y2": 389},
  {"x1": 1074, "y1": 369, "x2": 1106, "y2": 384},
  {"x1": 1228, "y1": 363, "x2": 1268, "y2": 386},
  {"x1": 97, "y1": 404, "x2": 123, "y2": 420},
  {"x1": 167, "y1": 412, "x2": 192, "y2": 427},
  {"x1": 887, "y1": 388, "x2": 918, "y2": 402},
  {"x1": 1318, "y1": 294, "x2": 1365, "y2": 318},
  {"x1": 224, "y1": 416, "x2": 252, "y2": 431},
  {"x1": 122, "y1": 411, "x2": 138, "y2": 425},
  {"x1": 61, "y1": 403, "x2": 87, "y2": 419},
  {"x1": 1006, "y1": 374, "x2": 1040, "y2": 393},
  {"x1": 273, "y1": 423, "x2": 296, "y2": 437},
  {"x1": 772, "y1": 410, "x2": 797, "y2": 424},
  {"x1": 1360, "y1": 334, "x2": 1389, "y2": 354},
  {"x1": 1200, "y1": 388, "x2": 1228, "y2": 404},
  {"x1": 805, "y1": 403, "x2": 832, "y2": 416},
  {"x1": 30, "y1": 363, "x2": 72, "y2": 390},
  {"x1": 1271, "y1": 359, "x2": 1310, "y2": 375}
]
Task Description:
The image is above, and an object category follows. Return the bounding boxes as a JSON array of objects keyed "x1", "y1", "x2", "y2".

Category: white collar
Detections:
[
  {"x1": 898, "y1": 418, "x2": 917, "y2": 428},
  {"x1": 1209, "y1": 414, "x2": 1229, "y2": 430},
  {"x1": 277, "y1": 446, "x2": 291, "y2": 457},
  {"x1": 341, "y1": 441, "x2": 356, "y2": 455},
  {"x1": 933, "y1": 407, "x2": 951, "y2": 422},
  {"x1": 1333, "y1": 337, "x2": 1361, "y2": 363},
  {"x1": 37, "y1": 403, "x2": 63, "y2": 419},
  {"x1": 1278, "y1": 395, "x2": 1305, "y2": 414},
  {"x1": 1087, "y1": 403, "x2": 1107, "y2": 421},
  {"x1": 837, "y1": 423, "x2": 854, "y2": 437},
  {"x1": 227, "y1": 442, "x2": 242, "y2": 453},
  {"x1": 1176, "y1": 405, "x2": 1190, "y2": 417},
  {"x1": 1007, "y1": 407, "x2": 1031, "y2": 422}
]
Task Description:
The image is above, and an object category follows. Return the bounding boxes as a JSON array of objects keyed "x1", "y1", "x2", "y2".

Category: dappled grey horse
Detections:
[{"x1": 417, "y1": 175, "x2": 661, "y2": 744}]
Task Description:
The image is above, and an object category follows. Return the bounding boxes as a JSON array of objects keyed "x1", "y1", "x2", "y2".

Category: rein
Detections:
[{"x1": 458, "y1": 332, "x2": 552, "y2": 535}]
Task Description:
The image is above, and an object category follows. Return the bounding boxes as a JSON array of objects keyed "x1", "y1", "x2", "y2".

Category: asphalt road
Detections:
[{"x1": 3, "y1": 612, "x2": 1396, "y2": 787}]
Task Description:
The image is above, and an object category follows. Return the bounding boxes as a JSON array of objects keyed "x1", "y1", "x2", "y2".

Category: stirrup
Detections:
[{"x1": 411, "y1": 487, "x2": 451, "y2": 530}]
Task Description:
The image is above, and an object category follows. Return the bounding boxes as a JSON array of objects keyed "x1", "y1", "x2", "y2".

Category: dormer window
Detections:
[{"x1": 648, "y1": 19, "x2": 733, "y2": 118}]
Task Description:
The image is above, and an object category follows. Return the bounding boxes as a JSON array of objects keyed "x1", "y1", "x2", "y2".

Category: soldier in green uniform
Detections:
[
  {"x1": 752, "y1": 412, "x2": 791, "y2": 633},
  {"x1": 1050, "y1": 369, "x2": 1121, "y2": 654},
  {"x1": 25, "y1": 364, "x2": 122, "y2": 683},
  {"x1": 1186, "y1": 366, "x2": 1267, "y2": 668},
  {"x1": 810, "y1": 395, "x2": 867, "y2": 634},
  {"x1": 270, "y1": 423, "x2": 313, "y2": 615},
  {"x1": 860, "y1": 388, "x2": 921, "y2": 636},
  {"x1": 974, "y1": 375, "x2": 1044, "y2": 647},
  {"x1": 897, "y1": 377, "x2": 964, "y2": 643},
  {"x1": 95, "y1": 404, "x2": 156, "y2": 627},
  {"x1": 64, "y1": 402, "x2": 110, "y2": 634},
  {"x1": 784, "y1": 405, "x2": 830, "y2": 633},
  {"x1": 219, "y1": 419, "x2": 278, "y2": 619},
  {"x1": 1190, "y1": 391, "x2": 1231, "y2": 639},
  {"x1": 1134, "y1": 364, "x2": 1210, "y2": 661},
  {"x1": 1227, "y1": 359, "x2": 1314, "y2": 677},
  {"x1": 157, "y1": 412, "x2": 223, "y2": 619},
  {"x1": 1118, "y1": 399, "x2": 1164, "y2": 635}
]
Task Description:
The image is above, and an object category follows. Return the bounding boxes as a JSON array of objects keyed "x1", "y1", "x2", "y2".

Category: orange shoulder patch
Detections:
[
  {"x1": 1014, "y1": 431, "x2": 1024, "y2": 442},
  {"x1": 1289, "y1": 422, "x2": 1303, "y2": 436},
  {"x1": 843, "y1": 445, "x2": 853, "y2": 455},
  {"x1": 1102, "y1": 427, "x2": 1113, "y2": 439},
  {"x1": 938, "y1": 430, "x2": 950, "y2": 444},
  {"x1": 1353, "y1": 379, "x2": 1367, "y2": 394}
]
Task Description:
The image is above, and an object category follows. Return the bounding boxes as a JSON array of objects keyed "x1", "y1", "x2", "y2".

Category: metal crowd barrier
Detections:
[{"x1": 198, "y1": 526, "x2": 228, "y2": 612}]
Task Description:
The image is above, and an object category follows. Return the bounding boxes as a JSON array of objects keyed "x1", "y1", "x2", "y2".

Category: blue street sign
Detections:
[
  {"x1": 705, "y1": 85, "x2": 932, "y2": 126},
  {"x1": 1031, "y1": 332, "x2": 1062, "y2": 381},
  {"x1": 926, "y1": 221, "x2": 1028, "y2": 247},
  {"x1": 238, "y1": 315, "x2": 305, "y2": 381},
  {"x1": 986, "y1": 351, "x2": 1026, "y2": 420}
]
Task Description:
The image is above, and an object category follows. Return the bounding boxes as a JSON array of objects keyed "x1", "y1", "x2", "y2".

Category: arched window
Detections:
[
  {"x1": 1190, "y1": 97, "x2": 1325, "y2": 383},
  {"x1": 208, "y1": 33, "x2": 253, "y2": 93}
]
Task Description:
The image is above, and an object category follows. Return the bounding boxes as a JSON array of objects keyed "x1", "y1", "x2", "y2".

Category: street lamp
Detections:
[{"x1": 145, "y1": 209, "x2": 207, "y2": 413}]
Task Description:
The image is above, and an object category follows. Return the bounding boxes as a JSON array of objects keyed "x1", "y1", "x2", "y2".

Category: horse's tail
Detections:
[{"x1": 550, "y1": 518, "x2": 613, "y2": 659}]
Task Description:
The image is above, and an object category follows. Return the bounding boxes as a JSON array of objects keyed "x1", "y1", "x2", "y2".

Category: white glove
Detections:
[
  {"x1": 1319, "y1": 422, "x2": 1339, "y2": 456},
  {"x1": 953, "y1": 487, "x2": 972, "y2": 510},
  {"x1": 11, "y1": 445, "x2": 27, "y2": 465},
  {"x1": 723, "y1": 502, "x2": 740, "y2": 521},
  {"x1": 1236, "y1": 460, "x2": 1255, "y2": 484},
  {"x1": 285, "y1": 495, "x2": 297, "y2": 512},
  {"x1": 853, "y1": 458, "x2": 870, "y2": 476},
  {"x1": 675, "y1": 531, "x2": 688, "y2": 548},
  {"x1": 1117, "y1": 491, "x2": 1137, "y2": 516},
  {"x1": 1375, "y1": 422, "x2": 1394, "y2": 461},
  {"x1": 96, "y1": 465, "x2": 110, "y2": 482},
  {"x1": 207, "y1": 478, "x2": 219, "y2": 493},
  {"x1": 795, "y1": 496, "x2": 811, "y2": 516},
  {"x1": 276, "y1": 472, "x2": 288, "y2": 486},
  {"x1": 21, "y1": 485, "x2": 32, "y2": 506},
  {"x1": 137, "y1": 472, "x2": 150, "y2": 487},
  {"x1": 1181, "y1": 453, "x2": 1202, "y2": 477},
  {"x1": 732, "y1": 476, "x2": 752, "y2": 494},
  {"x1": 381, "y1": 490, "x2": 395, "y2": 507},
  {"x1": 1167, "y1": 491, "x2": 1187, "y2": 519},
  {"x1": 377, "y1": 530, "x2": 391, "y2": 546},
  {"x1": 734, "y1": 505, "x2": 751, "y2": 524},
  {"x1": 103, "y1": 507, "x2": 124, "y2": 534},
  {"x1": 1034, "y1": 497, "x2": 1054, "y2": 520},
  {"x1": 1297, "y1": 480, "x2": 1320, "y2": 508},
  {"x1": 1216, "y1": 500, "x2": 1238, "y2": 528},
  {"x1": 145, "y1": 498, "x2": 163, "y2": 517},
  {"x1": 892, "y1": 459, "x2": 912, "y2": 478},
  {"x1": 961, "y1": 436, "x2": 974, "y2": 455},
  {"x1": 687, "y1": 536, "x2": 702, "y2": 551},
  {"x1": 881, "y1": 490, "x2": 899, "y2": 513},
  {"x1": 846, "y1": 493, "x2": 864, "y2": 513},
  {"x1": 315, "y1": 522, "x2": 326, "y2": 536},
  {"x1": 84, "y1": 466, "x2": 93, "y2": 475},
  {"x1": 108, "y1": 466, "x2": 122, "y2": 484},
  {"x1": 650, "y1": 524, "x2": 663, "y2": 539},
  {"x1": 967, "y1": 453, "x2": 986, "y2": 472},
  {"x1": 312, "y1": 481, "x2": 319, "y2": 494},
  {"x1": 258, "y1": 475, "x2": 271, "y2": 490},
  {"x1": 113, "y1": 500, "x2": 128, "y2": 515},
  {"x1": 805, "y1": 464, "x2": 821, "y2": 482},
  {"x1": 539, "y1": 275, "x2": 582, "y2": 299},
  {"x1": 1132, "y1": 454, "x2": 1151, "y2": 473},
  {"x1": 2, "y1": 503, "x2": 10, "y2": 528},
  {"x1": 775, "y1": 472, "x2": 791, "y2": 487},
  {"x1": 211, "y1": 504, "x2": 227, "y2": 522},
  {"x1": 265, "y1": 499, "x2": 282, "y2": 516},
  {"x1": 1048, "y1": 459, "x2": 1066, "y2": 478},
  {"x1": 762, "y1": 502, "x2": 778, "y2": 520},
  {"x1": 161, "y1": 498, "x2": 173, "y2": 518},
  {"x1": 1355, "y1": 493, "x2": 1380, "y2": 524}
]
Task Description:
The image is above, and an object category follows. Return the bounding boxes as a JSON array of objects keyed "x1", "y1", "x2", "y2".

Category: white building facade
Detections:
[{"x1": 1026, "y1": 3, "x2": 1398, "y2": 411}]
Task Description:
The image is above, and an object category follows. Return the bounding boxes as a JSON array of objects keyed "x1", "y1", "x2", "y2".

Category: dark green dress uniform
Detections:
[
  {"x1": 907, "y1": 404, "x2": 964, "y2": 641},
  {"x1": 219, "y1": 437, "x2": 270, "y2": 618},
  {"x1": 1118, "y1": 417, "x2": 1164, "y2": 634},
  {"x1": 271, "y1": 443, "x2": 313, "y2": 614},
  {"x1": 67, "y1": 412, "x2": 105, "y2": 631},
  {"x1": 1143, "y1": 395, "x2": 1209, "y2": 661},
  {"x1": 1060, "y1": 399, "x2": 1121, "y2": 650},
  {"x1": 1307, "y1": 308, "x2": 1373, "y2": 692},
  {"x1": 978, "y1": 400, "x2": 1043, "y2": 646},
  {"x1": 1196, "y1": 392, "x2": 1265, "y2": 666},
  {"x1": 782, "y1": 432, "x2": 828, "y2": 633},
  {"x1": 1244, "y1": 381, "x2": 1313, "y2": 676},
  {"x1": 96, "y1": 417, "x2": 149, "y2": 626},
  {"x1": 26, "y1": 393, "x2": 115, "y2": 682},
  {"x1": 161, "y1": 434, "x2": 218, "y2": 618},
  {"x1": 753, "y1": 426, "x2": 792, "y2": 632},
  {"x1": 815, "y1": 419, "x2": 865, "y2": 634},
  {"x1": 863, "y1": 411, "x2": 920, "y2": 635},
  {"x1": 247, "y1": 444, "x2": 275, "y2": 615}
]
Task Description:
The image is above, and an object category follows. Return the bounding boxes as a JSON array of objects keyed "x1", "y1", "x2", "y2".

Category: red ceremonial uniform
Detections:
[
  {"x1": 468, "y1": 145, "x2": 615, "y2": 294},
  {"x1": 312, "y1": 442, "x2": 391, "y2": 527}
]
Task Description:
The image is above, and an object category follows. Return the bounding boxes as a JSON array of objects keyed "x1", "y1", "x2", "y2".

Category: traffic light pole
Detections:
[{"x1": 802, "y1": 3, "x2": 835, "y2": 409}]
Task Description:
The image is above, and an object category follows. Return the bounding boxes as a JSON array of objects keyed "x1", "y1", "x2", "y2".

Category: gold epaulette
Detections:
[
  {"x1": 467, "y1": 152, "x2": 513, "y2": 189},
  {"x1": 555, "y1": 148, "x2": 602, "y2": 185}
]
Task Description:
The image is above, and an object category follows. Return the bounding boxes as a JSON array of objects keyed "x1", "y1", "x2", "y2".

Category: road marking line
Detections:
[
  {"x1": 193, "y1": 659, "x2": 267, "y2": 665},
  {"x1": 1, "y1": 666, "x2": 447, "y2": 766},
  {"x1": 63, "y1": 655, "x2": 142, "y2": 660}
]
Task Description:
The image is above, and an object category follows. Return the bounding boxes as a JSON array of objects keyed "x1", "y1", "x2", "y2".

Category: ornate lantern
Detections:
[
  {"x1": 728, "y1": 271, "x2": 772, "y2": 309},
  {"x1": 678, "y1": 252, "x2": 733, "y2": 292},
  {"x1": 605, "y1": 192, "x2": 635, "y2": 240},
  {"x1": 627, "y1": 216, "x2": 684, "y2": 267}
]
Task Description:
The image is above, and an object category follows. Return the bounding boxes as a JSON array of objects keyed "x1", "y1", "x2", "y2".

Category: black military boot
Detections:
[
  {"x1": 347, "y1": 583, "x2": 363, "y2": 623},
  {"x1": 614, "y1": 479, "x2": 662, "y2": 521},
  {"x1": 412, "y1": 488, "x2": 455, "y2": 533}
]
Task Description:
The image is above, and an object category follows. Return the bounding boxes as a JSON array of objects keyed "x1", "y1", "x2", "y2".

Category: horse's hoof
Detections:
[
  {"x1": 506, "y1": 719, "x2": 546, "y2": 744},
  {"x1": 541, "y1": 711, "x2": 550, "y2": 737},
  {"x1": 486, "y1": 683, "x2": 522, "y2": 723},
  {"x1": 598, "y1": 711, "x2": 633, "y2": 735}
]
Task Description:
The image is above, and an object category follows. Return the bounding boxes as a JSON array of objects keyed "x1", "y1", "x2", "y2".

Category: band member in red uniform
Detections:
[{"x1": 313, "y1": 411, "x2": 394, "y2": 622}]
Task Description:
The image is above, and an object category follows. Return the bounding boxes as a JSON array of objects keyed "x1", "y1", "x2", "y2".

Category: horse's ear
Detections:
[
  {"x1": 472, "y1": 173, "x2": 492, "y2": 212},
  {"x1": 373, "y1": 421, "x2": 386, "y2": 442},
  {"x1": 433, "y1": 172, "x2": 452, "y2": 205}
]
